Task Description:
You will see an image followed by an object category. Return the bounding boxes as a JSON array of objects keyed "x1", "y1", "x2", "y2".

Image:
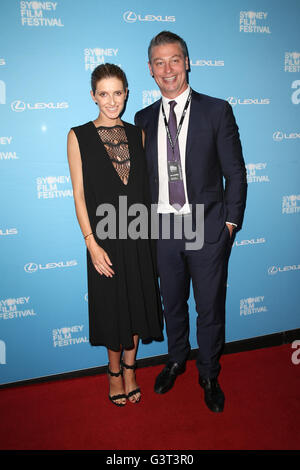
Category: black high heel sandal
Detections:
[
  {"x1": 121, "y1": 360, "x2": 141, "y2": 403},
  {"x1": 107, "y1": 364, "x2": 127, "y2": 407}
]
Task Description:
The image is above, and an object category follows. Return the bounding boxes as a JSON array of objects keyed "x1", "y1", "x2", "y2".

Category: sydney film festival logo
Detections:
[
  {"x1": 20, "y1": 1, "x2": 64, "y2": 27},
  {"x1": 284, "y1": 52, "x2": 300, "y2": 73},
  {"x1": 246, "y1": 163, "x2": 270, "y2": 183},
  {"x1": 36, "y1": 176, "x2": 73, "y2": 199},
  {"x1": 142, "y1": 90, "x2": 161, "y2": 108},
  {"x1": 84, "y1": 48, "x2": 119, "y2": 72},
  {"x1": 52, "y1": 325, "x2": 88, "y2": 348},
  {"x1": 0, "y1": 136, "x2": 18, "y2": 161},
  {"x1": 282, "y1": 195, "x2": 300, "y2": 214},
  {"x1": 0, "y1": 297, "x2": 36, "y2": 321},
  {"x1": 240, "y1": 296, "x2": 267, "y2": 316},
  {"x1": 239, "y1": 11, "x2": 271, "y2": 34}
]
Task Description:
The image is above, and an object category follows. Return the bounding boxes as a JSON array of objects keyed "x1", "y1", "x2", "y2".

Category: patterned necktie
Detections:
[{"x1": 167, "y1": 100, "x2": 186, "y2": 210}]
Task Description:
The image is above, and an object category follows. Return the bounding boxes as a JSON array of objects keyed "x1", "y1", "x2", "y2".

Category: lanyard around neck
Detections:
[{"x1": 161, "y1": 88, "x2": 192, "y2": 151}]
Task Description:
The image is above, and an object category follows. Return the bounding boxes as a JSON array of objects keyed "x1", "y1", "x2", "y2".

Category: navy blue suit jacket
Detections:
[{"x1": 134, "y1": 89, "x2": 247, "y2": 243}]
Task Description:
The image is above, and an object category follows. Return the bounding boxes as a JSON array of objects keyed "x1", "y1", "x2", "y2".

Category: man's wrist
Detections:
[{"x1": 226, "y1": 222, "x2": 237, "y2": 228}]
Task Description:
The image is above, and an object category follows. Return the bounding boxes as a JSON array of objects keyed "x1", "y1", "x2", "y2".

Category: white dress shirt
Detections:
[
  {"x1": 156, "y1": 85, "x2": 237, "y2": 227},
  {"x1": 157, "y1": 85, "x2": 191, "y2": 214}
]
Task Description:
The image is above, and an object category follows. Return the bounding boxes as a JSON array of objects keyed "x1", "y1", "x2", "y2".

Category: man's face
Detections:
[{"x1": 148, "y1": 42, "x2": 189, "y2": 99}]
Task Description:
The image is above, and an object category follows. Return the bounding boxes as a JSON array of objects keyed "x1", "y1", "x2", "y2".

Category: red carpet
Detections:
[{"x1": 0, "y1": 344, "x2": 299, "y2": 450}]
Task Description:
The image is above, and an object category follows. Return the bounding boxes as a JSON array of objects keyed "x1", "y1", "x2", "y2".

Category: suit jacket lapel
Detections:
[
  {"x1": 186, "y1": 89, "x2": 199, "y2": 162},
  {"x1": 148, "y1": 98, "x2": 161, "y2": 180}
]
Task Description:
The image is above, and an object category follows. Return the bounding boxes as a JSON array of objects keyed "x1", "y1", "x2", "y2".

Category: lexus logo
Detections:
[
  {"x1": 123, "y1": 11, "x2": 137, "y2": 23},
  {"x1": 268, "y1": 266, "x2": 278, "y2": 275},
  {"x1": 24, "y1": 263, "x2": 38, "y2": 273},
  {"x1": 273, "y1": 131, "x2": 283, "y2": 141},
  {"x1": 227, "y1": 97, "x2": 237, "y2": 106},
  {"x1": 11, "y1": 100, "x2": 26, "y2": 112}
]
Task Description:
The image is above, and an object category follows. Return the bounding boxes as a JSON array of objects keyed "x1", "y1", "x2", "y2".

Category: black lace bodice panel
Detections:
[{"x1": 96, "y1": 125, "x2": 130, "y2": 185}]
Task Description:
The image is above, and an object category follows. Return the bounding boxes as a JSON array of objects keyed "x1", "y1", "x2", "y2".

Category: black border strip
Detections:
[{"x1": 0, "y1": 328, "x2": 299, "y2": 390}]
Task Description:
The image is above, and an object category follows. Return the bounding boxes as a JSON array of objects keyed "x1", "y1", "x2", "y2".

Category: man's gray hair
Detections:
[{"x1": 148, "y1": 31, "x2": 189, "y2": 62}]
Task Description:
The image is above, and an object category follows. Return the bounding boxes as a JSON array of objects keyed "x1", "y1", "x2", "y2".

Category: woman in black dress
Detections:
[{"x1": 67, "y1": 64, "x2": 163, "y2": 406}]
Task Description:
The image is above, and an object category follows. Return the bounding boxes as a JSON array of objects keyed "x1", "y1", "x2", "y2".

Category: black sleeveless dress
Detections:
[{"x1": 72, "y1": 121, "x2": 163, "y2": 351}]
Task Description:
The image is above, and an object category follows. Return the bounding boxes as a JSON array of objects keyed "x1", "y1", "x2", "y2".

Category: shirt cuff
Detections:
[{"x1": 226, "y1": 221, "x2": 237, "y2": 227}]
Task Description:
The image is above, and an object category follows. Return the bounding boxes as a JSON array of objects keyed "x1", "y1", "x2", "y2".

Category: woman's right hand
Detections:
[{"x1": 86, "y1": 236, "x2": 115, "y2": 278}]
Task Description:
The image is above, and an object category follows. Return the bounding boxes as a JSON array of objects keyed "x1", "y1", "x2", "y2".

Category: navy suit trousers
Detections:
[{"x1": 157, "y1": 214, "x2": 232, "y2": 379}]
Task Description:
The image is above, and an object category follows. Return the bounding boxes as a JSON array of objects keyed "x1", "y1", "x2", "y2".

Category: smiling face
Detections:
[
  {"x1": 148, "y1": 42, "x2": 189, "y2": 99},
  {"x1": 91, "y1": 76, "x2": 127, "y2": 125}
]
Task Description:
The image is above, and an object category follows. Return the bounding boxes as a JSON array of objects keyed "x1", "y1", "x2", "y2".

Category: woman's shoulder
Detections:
[
  {"x1": 71, "y1": 121, "x2": 92, "y2": 133},
  {"x1": 69, "y1": 121, "x2": 94, "y2": 142}
]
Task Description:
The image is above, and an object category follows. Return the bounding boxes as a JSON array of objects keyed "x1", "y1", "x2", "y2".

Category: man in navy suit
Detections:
[{"x1": 135, "y1": 31, "x2": 247, "y2": 412}]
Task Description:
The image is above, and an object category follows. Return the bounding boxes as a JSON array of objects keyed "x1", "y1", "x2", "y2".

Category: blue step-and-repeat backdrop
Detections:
[{"x1": 0, "y1": 0, "x2": 299, "y2": 386}]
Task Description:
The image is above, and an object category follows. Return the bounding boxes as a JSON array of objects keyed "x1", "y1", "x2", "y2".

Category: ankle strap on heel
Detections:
[
  {"x1": 107, "y1": 364, "x2": 123, "y2": 377},
  {"x1": 121, "y1": 360, "x2": 137, "y2": 370}
]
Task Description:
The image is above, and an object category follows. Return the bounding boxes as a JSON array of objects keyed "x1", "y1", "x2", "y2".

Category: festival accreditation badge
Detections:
[{"x1": 168, "y1": 161, "x2": 183, "y2": 182}]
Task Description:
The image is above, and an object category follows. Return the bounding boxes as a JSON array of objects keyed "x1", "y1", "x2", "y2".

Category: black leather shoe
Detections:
[
  {"x1": 154, "y1": 362, "x2": 186, "y2": 394},
  {"x1": 199, "y1": 377, "x2": 225, "y2": 412}
]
